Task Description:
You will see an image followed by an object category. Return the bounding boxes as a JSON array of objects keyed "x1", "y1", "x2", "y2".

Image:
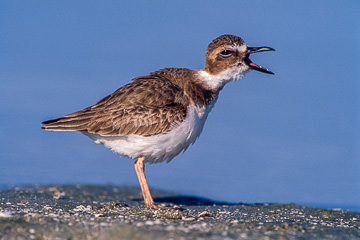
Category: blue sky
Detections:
[{"x1": 1, "y1": 0, "x2": 359, "y2": 211}]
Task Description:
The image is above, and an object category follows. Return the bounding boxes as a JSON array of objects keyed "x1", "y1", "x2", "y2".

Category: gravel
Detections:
[{"x1": 0, "y1": 185, "x2": 359, "y2": 239}]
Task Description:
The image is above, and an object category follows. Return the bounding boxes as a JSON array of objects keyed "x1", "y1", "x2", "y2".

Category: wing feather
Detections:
[{"x1": 42, "y1": 73, "x2": 189, "y2": 137}]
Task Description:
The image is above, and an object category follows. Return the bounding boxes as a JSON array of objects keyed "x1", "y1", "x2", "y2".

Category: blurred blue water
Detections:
[{"x1": 0, "y1": 1, "x2": 359, "y2": 212}]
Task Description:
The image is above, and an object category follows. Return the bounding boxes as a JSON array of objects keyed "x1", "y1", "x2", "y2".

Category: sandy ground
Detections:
[{"x1": 0, "y1": 185, "x2": 359, "y2": 239}]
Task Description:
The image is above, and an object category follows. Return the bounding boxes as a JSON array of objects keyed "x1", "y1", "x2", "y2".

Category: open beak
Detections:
[{"x1": 245, "y1": 46, "x2": 275, "y2": 75}]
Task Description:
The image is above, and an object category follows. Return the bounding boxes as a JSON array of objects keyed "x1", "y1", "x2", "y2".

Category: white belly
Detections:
[{"x1": 83, "y1": 98, "x2": 217, "y2": 163}]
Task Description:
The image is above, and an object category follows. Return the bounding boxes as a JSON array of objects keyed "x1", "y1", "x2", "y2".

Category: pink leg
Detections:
[{"x1": 134, "y1": 155, "x2": 156, "y2": 208}]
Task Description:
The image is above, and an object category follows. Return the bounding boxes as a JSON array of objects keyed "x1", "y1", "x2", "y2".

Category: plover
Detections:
[{"x1": 42, "y1": 34, "x2": 275, "y2": 209}]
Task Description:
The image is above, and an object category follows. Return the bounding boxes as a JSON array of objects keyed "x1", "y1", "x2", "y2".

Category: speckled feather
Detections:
[{"x1": 42, "y1": 68, "x2": 217, "y2": 137}]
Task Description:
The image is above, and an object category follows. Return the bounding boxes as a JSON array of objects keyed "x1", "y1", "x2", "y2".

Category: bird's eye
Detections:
[{"x1": 220, "y1": 50, "x2": 232, "y2": 57}]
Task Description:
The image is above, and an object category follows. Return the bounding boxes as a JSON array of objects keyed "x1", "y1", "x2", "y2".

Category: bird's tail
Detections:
[{"x1": 41, "y1": 109, "x2": 92, "y2": 132}]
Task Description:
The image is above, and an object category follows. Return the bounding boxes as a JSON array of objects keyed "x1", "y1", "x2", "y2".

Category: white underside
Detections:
[{"x1": 83, "y1": 97, "x2": 218, "y2": 163}]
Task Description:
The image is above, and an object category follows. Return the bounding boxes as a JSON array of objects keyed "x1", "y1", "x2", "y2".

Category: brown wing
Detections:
[{"x1": 42, "y1": 72, "x2": 189, "y2": 137}]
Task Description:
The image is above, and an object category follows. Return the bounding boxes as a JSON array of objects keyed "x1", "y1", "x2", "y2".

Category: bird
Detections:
[{"x1": 42, "y1": 34, "x2": 275, "y2": 209}]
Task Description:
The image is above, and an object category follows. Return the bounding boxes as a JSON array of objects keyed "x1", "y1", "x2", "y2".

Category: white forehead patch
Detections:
[{"x1": 232, "y1": 43, "x2": 247, "y2": 53}]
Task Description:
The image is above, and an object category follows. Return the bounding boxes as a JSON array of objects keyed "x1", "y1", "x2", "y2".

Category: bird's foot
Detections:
[
  {"x1": 147, "y1": 204, "x2": 184, "y2": 219},
  {"x1": 148, "y1": 204, "x2": 184, "y2": 211}
]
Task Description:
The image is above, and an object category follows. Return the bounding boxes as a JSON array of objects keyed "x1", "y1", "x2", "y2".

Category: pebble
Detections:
[
  {"x1": 198, "y1": 211, "x2": 211, "y2": 217},
  {"x1": 182, "y1": 216, "x2": 196, "y2": 222},
  {"x1": 0, "y1": 211, "x2": 13, "y2": 218}
]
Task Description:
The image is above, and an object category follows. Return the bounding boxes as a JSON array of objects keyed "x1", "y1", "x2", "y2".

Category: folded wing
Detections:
[{"x1": 42, "y1": 73, "x2": 189, "y2": 137}]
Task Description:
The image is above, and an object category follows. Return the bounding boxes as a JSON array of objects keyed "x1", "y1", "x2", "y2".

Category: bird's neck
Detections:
[{"x1": 198, "y1": 66, "x2": 248, "y2": 90}]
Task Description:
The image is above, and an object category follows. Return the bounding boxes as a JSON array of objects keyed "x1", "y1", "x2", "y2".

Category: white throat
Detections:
[{"x1": 198, "y1": 65, "x2": 250, "y2": 90}]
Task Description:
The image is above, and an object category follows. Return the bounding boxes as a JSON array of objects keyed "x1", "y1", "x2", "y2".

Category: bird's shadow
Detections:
[
  {"x1": 151, "y1": 195, "x2": 267, "y2": 206},
  {"x1": 154, "y1": 195, "x2": 229, "y2": 206}
]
